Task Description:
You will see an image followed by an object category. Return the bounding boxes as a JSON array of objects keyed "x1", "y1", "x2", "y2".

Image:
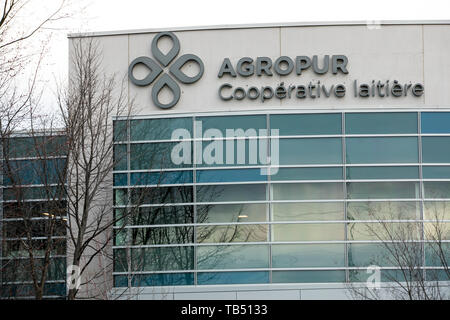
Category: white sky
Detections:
[{"x1": 18, "y1": 0, "x2": 450, "y2": 113}]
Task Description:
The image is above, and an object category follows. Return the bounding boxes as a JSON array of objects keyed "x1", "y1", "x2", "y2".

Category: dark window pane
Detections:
[
  {"x1": 273, "y1": 183, "x2": 343, "y2": 200},
  {"x1": 197, "y1": 245, "x2": 269, "y2": 270},
  {"x1": 424, "y1": 201, "x2": 450, "y2": 220},
  {"x1": 270, "y1": 113, "x2": 341, "y2": 135},
  {"x1": 422, "y1": 137, "x2": 450, "y2": 163},
  {"x1": 132, "y1": 273, "x2": 194, "y2": 286},
  {"x1": 3, "y1": 159, "x2": 66, "y2": 186},
  {"x1": 347, "y1": 166, "x2": 419, "y2": 180},
  {"x1": 132, "y1": 226, "x2": 194, "y2": 245},
  {"x1": 279, "y1": 138, "x2": 342, "y2": 165},
  {"x1": 422, "y1": 112, "x2": 450, "y2": 133},
  {"x1": 130, "y1": 142, "x2": 191, "y2": 170},
  {"x1": 272, "y1": 167, "x2": 343, "y2": 181},
  {"x1": 273, "y1": 202, "x2": 344, "y2": 221},
  {"x1": 346, "y1": 137, "x2": 418, "y2": 164},
  {"x1": 114, "y1": 145, "x2": 127, "y2": 171},
  {"x1": 133, "y1": 206, "x2": 194, "y2": 225},
  {"x1": 346, "y1": 112, "x2": 417, "y2": 134},
  {"x1": 113, "y1": 120, "x2": 128, "y2": 142},
  {"x1": 272, "y1": 244, "x2": 345, "y2": 268},
  {"x1": 114, "y1": 173, "x2": 127, "y2": 186},
  {"x1": 130, "y1": 171, "x2": 193, "y2": 185},
  {"x1": 197, "y1": 272, "x2": 269, "y2": 285},
  {"x1": 273, "y1": 270, "x2": 346, "y2": 283},
  {"x1": 347, "y1": 182, "x2": 419, "y2": 199},
  {"x1": 347, "y1": 222, "x2": 421, "y2": 240},
  {"x1": 348, "y1": 243, "x2": 416, "y2": 267},
  {"x1": 130, "y1": 117, "x2": 192, "y2": 141},
  {"x1": 130, "y1": 186, "x2": 193, "y2": 205},
  {"x1": 424, "y1": 182, "x2": 450, "y2": 199}
]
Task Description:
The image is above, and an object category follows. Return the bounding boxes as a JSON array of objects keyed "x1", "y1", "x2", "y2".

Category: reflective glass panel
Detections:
[
  {"x1": 272, "y1": 244, "x2": 345, "y2": 268},
  {"x1": 346, "y1": 166, "x2": 419, "y2": 180},
  {"x1": 114, "y1": 145, "x2": 127, "y2": 171},
  {"x1": 424, "y1": 182, "x2": 450, "y2": 199},
  {"x1": 197, "y1": 245, "x2": 269, "y2": 270},
  {"x1": 421, "y1": 112, "x2": 450, "y2": 133},
  {"x1": 424, "y1": 201, "x2": 450, "y2": 220},
  {"x1": 197, "y1": 115, "x2": 266, "y2": 138},
  {"x1": 130, "y1": 117, "x2": 192, "y2": 141},
  {"x1": 345, "y1": 112, "x2": 417, "y2": 134},
  {"x1": 196, "y1": 184, "x2": 266, "y2": 203},
  {"x1": 196, "y1": 169, "x2": 266, "y2": 183},
  {"x1": 272, "y1": 224, "x2": 345, "y2": 241},
  {"x1": 273, "y1": 270, "x2": 346, "y2": 283},
  {"x1": 347, "y1": 182, "x2": 419, "y2": 199},
  {"x1": 347, "y1": 201, "x2": 420, "y2": 220},
  {"x1": 273, "y1": 183, "x2": 343, "y2": 200},
  {"x1": 133, "y1": 206, "x2": 194, "y2": 225},
  {"x1": 270, "y1": 113, "x2": 341, "y2": 135},
  {"x1": 347, "y1": 222, "x2": 421, "y2": 240},
  {"x1": 422, "y1": 137, "x2": 450, "y2": 163},
  {"x1": 279, "y1": 138, "x2": 342, "y2": 165},
  {"x1": 273, "y1": 202, "x2": 344, "y2": 221},
  {"x1": 130, "y1": 171, "x2": 193, "y2": 185},
  {"x1": 131, "y1": 247, "x2": 194, "y2": 271},
  {"x1": 272, "y1": 167, "x2": 343, "y2": 181},
  {"x1": 346, "y1": 137, "x2": 418, "y2": 164},
  {"x1": 423, "y1": 166, "x2": 450, "y2": 179},
  {"x1": 130, "y1": 142, "x2": 192, "y2": 170},
  {"x1": 197, "y1": 224, "x2": 268, "y2": 243},
  {"x1": 197, "y1": 204, "x2": 267, "y2": 223},
  {"x1": 131, "y1": 226, "x2": 194, "y2": 245},
  {"x1": 197, "y1": 272, "x2": 269, "y2": 285}
]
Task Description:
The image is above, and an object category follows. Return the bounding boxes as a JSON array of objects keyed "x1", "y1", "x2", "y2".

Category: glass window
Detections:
[
  {"x1": 114, "y1": 173, "x2": 127, "y2": 186},
  {"x1": 196, "y1": 169, "x2": 266, "y2": 183},
  {"x1": 130, "y1": 142, "x2": 192, "y2": 170},
  {"x1": 424, "y1": 201, "x2": 450, "y2": 220},
  {"x1": 114, "y1": 145, "x2": 127, "y2": 171},
  {"x1": 131, "y1": 226, "x2": 194, "y2": 245},
  {"x1": 114, "y1": 249, "x2": 127, "y2": 272},
  {"x1": 347, "y1": 222, "x2": 421, "y2": 241},
  {"x1": 273, "y1": 270, "x2": 346, "y2": 283},
  {"x1": 425, "y1": 222, "x2": 450, "y2": 240},
  {"x1": 3, "y1": 136, "x2": 67, "y2": 159},
  {"x1": 424, "y1": 182, "x2": 450, "y2": 199},
  {"x1": 130, "y1": 117, "x2": 192, "y2": 141},
  {"x1": 272, "y1": 167, "x2": 343, "y2": 181},
  {"x1": 270, "y1": 113, "x2": 341, "y2": 135},
  {"x1": 131, "y1": 247, "x2": 194, "y2": 271},
  {"x1": 346, "y1": 166, "x2": 419, "y2": 180},
  {"x1": 197, "y1": 115, "x2": 266, "y2": 138},
  {"x1": 114, "y1": 189, "x2": 127, "y2": 206},
  {"x1": 279, "y1": 138, "x2": 342, "y2": 165},
  {"x1": 423, "y1": 166, "x2": 450, "y2": 179},
  {"x1": 197, "y1": 204, "x2": 267, "y2": 223},
  {"x1": 3, "y1": 186, "x2": 66, "y2": 201},
  {"x1": 133, "y1": 206, "x2": 194, "y2": 225},
  {"x1": 197, "y1": 224, "x2": 268, "y2": 243},
  {"x1": 425, "y1": 243, "x2": 450, "y2": 267},
  {"x1": 273, "y1": 202, "x2": 344, "y2": 221},
  {"x1": 273, "y1": 183, "x2": 343, "y2": 200},
  {"x1": 347, "y1": 182, "x2": 419, "y2": 199},
  {"x1": 130, "y1": 171, "x2": 193, "y2": 185},
  {"x1": 345, "y1": 112, "x2": 418, "y2": 134},
  {"x1": 197, "y1": 272, "x2": 269, "y2": 285},
  {"x1": 346, "y1": 137, "x2": 418, "y2": 164},
  {"x1": 130, "y1": 273, "x2": 194, "y2": 287},
  {"x1": 272, "y1": 244, "x2": 345, "y2": 268},
  {"x1": 113, "y1": 120, "x2": 128, "y2": 142},
  {"x1": 196, "y1": 184, "x2": 266, "y2": 203},
  {"x1": 272, "y1": 223, "x2": 345, "y2": 241},
  {"x1": 348, "y1": 243, "x2": 411, "y2": 267},
  {"x1": 347, "y1": 201, "x2": 420, "y2": 220},
  {"x1": 3, "y1": 159, "x2": 66, "y2": 186},
  {"x1": 130, "y1": 186, "x2": 193, "y2": 205},
  {"x1": 421, "y1": 112, "x2": 450, "y2": 133},
  {"x1": 197, "y1": 245, "x2": 269, "y2": 270},
  {"x1": 197, "y1": 139, "x2": 268, "y2": 167},
  {"x1": 422, "y1": 137, "x2": 450, "y2": 163}
]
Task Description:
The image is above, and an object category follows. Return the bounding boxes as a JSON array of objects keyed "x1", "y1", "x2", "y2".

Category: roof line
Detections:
[{"x1": 67, "y1": 19, "x2": 450, "y2": 38}]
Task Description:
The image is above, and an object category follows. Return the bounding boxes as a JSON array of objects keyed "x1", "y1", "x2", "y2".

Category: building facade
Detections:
[{"x1": 70, "y1": 21, "x2": 450, "y2": 300}]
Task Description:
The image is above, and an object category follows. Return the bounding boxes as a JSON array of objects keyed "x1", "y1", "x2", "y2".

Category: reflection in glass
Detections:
[
  {"x1": 347, "y1": 201, "x2": 420, "y2": 220},
  {"x1": 346, "y1": 137, "x2": 418, "y2": 164},
  {"x1": 130, "y1": 117, "x2": 192, "y2": 141},
  {"x1": 279, "y1": 138, "x2": 342, "y2": 165},
  {"x1": 130, "y1": 142, "x2": 192, "y2": 170},
  {"x1": 131, "y1": 247, "x2": 194, "y2": 271},
  {"x1": 197, "y1": 204, "x2": 267, "y2": 223},
  {"x1": 346, "y1": 166, "x2": 419, "y2": 180},
  {"x1": 422, "y1": 137, "x2": 450, "y2": 163},
  {"x1": 272, "y1": 224, "x2": 345, "y2": 241},
  {"x1": 197, "y1": 224, "x2": 268, "y2": 243},
  {"x1": 347, "y1": 182, "x2": 419, "y2": 199},
  {"x1": 130, "y1": 186, "x2": 193, "y2": 204},
  {"x1": 196, "y1": 169, "x2": 267, "y2": 183},
  {"x1": 424, "y1": 201, "x2": 450, "y2": 220},
  {"x1": 196, "y1": 184, "x2": 266, "y2": 203},
  {"x1": 132, "y1": 226, "x2": 194, "y2": 245},
  {"x1": 272, "y1": 244, "x2": 345, "y2": 268},
  {"x1": 114, "y1": 145, "x2": 127, "y2": 171},
  {"x1": 424, "y1": 182, "x2": 450, "y2": 199},
  {"x1": 197, "y1": 245, "x2": 269, "y2": 270},
  {"x1": 133, "y1": 206, "x2": 194, "y2": 225},
  {"x1": 348, "y1": 243, "x2": 396, "y2": 267},
  {"x1": 273, "y1": 183, "x2": 343, "y2": 200},
  {"x1": 347, "y1": 222, "x2": 421, "y2": 241},
  {"x1": 130, "y1": 171, "x2": 193, "y2": 185},
  {"x1": 273, "y1": 202, "x2": 344, "y2": 221}
]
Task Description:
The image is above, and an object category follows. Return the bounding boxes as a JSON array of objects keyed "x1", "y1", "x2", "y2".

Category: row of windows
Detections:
[
  {"x1": 113, "y1": 137, "x2": 450, "y2": 171},
  {"x1": 113, "y1": 243, "x2": 449, "y2": 272},
  {"x1": 114, "y1": 112, "x2": 450, "y2": 142}
]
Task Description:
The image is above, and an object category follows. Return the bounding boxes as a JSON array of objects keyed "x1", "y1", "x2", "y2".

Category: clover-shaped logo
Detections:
[{"x1": 128, "y1": 32, "x2": 204, "y2": 109}]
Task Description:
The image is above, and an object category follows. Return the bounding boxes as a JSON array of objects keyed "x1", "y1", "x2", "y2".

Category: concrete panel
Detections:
[
  {"x1": 174, "y1": 291, "x2": 237, "y2": 300},
  {"x1": 300, "y1": 288, "x2": 351, "y2": 300},
  {"x1": 424, "y1": 25, "x2": 450, "y2": 107},
  {"x1": 236, "y1": 290, "x2": 300, "y2": 300}
]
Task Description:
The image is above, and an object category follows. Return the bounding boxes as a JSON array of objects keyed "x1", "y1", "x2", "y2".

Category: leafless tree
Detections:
[{"x1": 346, "y1": 201, "x2": 449, "y2": 300}]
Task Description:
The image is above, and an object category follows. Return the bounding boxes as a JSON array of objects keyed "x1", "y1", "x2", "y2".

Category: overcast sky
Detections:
[{"x1": 22, "y1": 0, "x2": 450, "y2": 113}]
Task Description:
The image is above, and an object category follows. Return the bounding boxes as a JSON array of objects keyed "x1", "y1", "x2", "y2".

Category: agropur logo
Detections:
[{"x1": 128, "y1": 32, "x2": 204, "y2": 109}]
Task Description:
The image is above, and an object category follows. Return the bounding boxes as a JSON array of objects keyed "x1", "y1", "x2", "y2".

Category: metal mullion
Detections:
[
  {"x1": 418, "y1": 112, "x2": 426, "y2": 281},
  {"x1": 192, "y1": 116, "x2": 198, "y2": 286},
  {"x1": 342, "y1": 112, "x2": 349, "y2": 283}
]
